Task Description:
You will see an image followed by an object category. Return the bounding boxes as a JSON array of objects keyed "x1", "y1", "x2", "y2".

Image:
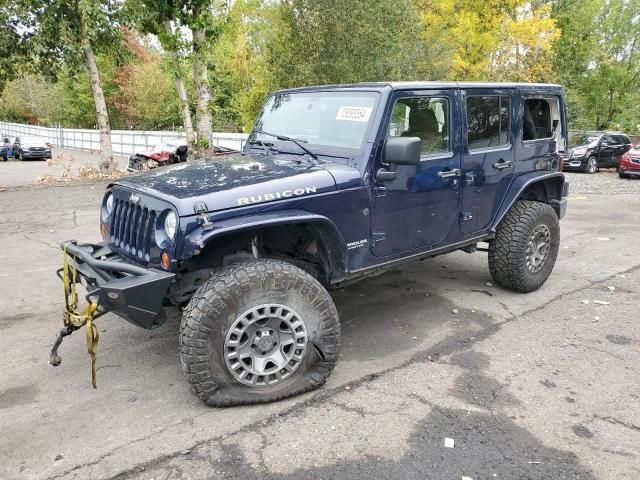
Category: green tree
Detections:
[
  {"x1": 554, "y1": 0, "x2": 640, "y2": 132},
  {"x1": 267, "y1": 0, "x2": 423, "y2": 87},
  {"x1": 125, "y1": 0, "x2": 196, "y2": 141},
  {"x1": 120, "y1": 54, "x2": 183, "y2": 129},
  {"x1": 16, "y1": 0, "x2": 125, "y2": 172}
]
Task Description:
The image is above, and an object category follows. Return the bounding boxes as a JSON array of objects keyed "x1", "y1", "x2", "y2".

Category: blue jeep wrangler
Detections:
[{"x1": 55, "y1": 82, "x2": 568, "y2": 406}]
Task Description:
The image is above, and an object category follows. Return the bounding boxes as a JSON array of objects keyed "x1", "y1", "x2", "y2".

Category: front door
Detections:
[
  {"x1": 370, "y1": 89, "x2": 461, "y2": 257},
  {"x1": 460, "y1": 90, "x2": 515, "y2": 235},
  {"x1": 598, "y1": 135, "x2": 615, "y2": 167}
]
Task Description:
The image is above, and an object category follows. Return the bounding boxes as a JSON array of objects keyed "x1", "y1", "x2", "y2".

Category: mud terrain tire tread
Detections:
[
  {"x1": 180, "y1": 259, "x2": 340, "y2": 407},
  {"x1": 488, "y1": 200, "x2": 560, "y2": 293}
]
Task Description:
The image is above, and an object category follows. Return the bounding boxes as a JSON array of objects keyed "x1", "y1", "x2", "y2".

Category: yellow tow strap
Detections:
[{"x1": 62, "y1": 244, "x2": 100, "y2": 388}]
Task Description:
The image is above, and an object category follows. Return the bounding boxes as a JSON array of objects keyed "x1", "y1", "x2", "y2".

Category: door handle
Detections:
[
  {"x1": 492, "y1": 159, "x2": 514, "y2": 170},
  {"x1": 438, "y1": 168, "x2": 461, "y2": 179}
]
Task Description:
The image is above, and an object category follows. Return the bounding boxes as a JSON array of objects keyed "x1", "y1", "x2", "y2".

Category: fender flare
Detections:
[
  {"x1": 183, "y1": 209, "x2": 348, "y2": 281},
  {"x1": 491, "y1": 172, "x2": 566, "y2": 231}
]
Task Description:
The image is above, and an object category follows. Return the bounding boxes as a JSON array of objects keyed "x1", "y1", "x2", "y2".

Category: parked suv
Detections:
[
  {"x1": 16, "y1": 135, "x2": 52, "y2": 160},
  {"x1": 565, "y1": 131, "x2": 633, "y2": 173},
  {"x1": 53, "y1": 82, "x2": 569, "y2": 406}
]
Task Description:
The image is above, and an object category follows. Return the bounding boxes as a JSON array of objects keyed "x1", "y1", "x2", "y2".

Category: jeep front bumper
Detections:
[{"x1": 58, "y1": 241, "x2": 175, "y2": 329}]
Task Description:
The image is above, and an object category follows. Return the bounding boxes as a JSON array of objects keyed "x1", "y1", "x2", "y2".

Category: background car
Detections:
[
  {"x1": 564, "y1": 131, "x2": 633, "y2": 173},
  {"x1": 15, "y1": 136, "x2": 52, "y2": 161},
  {"x1": 127, "y1": 138, "x2": 237, "y2": 171},
  {"x1": 619, "y1": 144, "x2": 640, "y2": 178},
  {"x1": 0, "y1": 136, "x2": 19, "y2": 160},
  {"x1": 127, "y1": 138, "x2": 189, "y2": 171}
]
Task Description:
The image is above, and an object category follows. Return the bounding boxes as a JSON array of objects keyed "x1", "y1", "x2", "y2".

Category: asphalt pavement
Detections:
[
  {"x1": 0, "y1": 149, "x2": 128, "y2": 188},
  {"x1": 0, "y1": 168, "x2": 638, "y2": 480}
]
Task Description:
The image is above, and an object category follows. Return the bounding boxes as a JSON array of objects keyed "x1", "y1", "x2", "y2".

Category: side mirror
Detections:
[
  {"x1": 600, "y1": 140, "x2": 609, "y2": 147},
  {"x1": 385, "y1": 137, "x2": 421, "y2": 165}
]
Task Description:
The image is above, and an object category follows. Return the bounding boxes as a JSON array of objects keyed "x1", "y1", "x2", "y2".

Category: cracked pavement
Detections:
[{"x1": 1, "y1": 172, "x2": 639, "y2": 480}]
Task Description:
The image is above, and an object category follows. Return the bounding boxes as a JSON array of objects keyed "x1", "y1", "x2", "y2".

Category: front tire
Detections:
[
  {"x1": 585, "y1": 155, "x2": 598, "y2": 174},
  {"x1": 488, "y1": 200, "x2": 560, "y2": 293},
  {"x1": 180, "y1": 259, "x2": 341, "y2": 407}
]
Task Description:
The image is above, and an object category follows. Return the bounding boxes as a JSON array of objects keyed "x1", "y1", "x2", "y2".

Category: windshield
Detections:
[
  {"x1": 253, "y1": 91, "x2": 379, "y2": 152},
  {"x1": 22, "y1": 136, "x2": 46, "y2": 146},
  {"x1": 569, "y1": 134, "x2": 599, "y2": 147}
]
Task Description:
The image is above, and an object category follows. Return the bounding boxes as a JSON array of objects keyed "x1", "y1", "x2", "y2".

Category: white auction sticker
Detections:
[{"x1": 336, "y1": 106, "x2": 373, "y2": 122}]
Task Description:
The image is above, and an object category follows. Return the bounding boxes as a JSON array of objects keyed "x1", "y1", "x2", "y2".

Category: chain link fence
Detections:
[{"x1": 0, "y1": 121, "x2": 249, "y2": 156}]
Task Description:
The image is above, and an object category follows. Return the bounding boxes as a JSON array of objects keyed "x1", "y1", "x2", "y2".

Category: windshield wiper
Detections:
[
  {"x1": 254, "y1": 130, "x2": 322, "y2": 164},
  {"x1": 247, "y1": 139, "x2": 276, "y2": 157}
]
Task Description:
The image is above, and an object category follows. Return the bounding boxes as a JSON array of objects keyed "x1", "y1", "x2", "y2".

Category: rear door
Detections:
[
  {"x1": 613, "y1": 135, "x2": 632, "y2": 165},
  {"x1": 459, "y1": 89, "x2": 515, "y2": 235}
]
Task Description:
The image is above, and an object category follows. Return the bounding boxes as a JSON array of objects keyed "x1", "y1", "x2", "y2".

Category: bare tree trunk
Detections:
[
  {"x1": 163, "y1": 19, "x2": 195, "y2": 145},
  {"x1": 84, "y1": 43, "x2": 115, "y2": 173},
  {"x1": 192, "y1": 28, "x2": 213, "y2": 148}
]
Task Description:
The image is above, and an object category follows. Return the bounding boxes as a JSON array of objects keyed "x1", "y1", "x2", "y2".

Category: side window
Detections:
[
  {"x1": 389, "y1": 96, "x2": 450, "y2": 156},
  {"x1": 602, "y1": 135, "x2": 615, "y2": 146},
  {"x1": 466, "y1": 95, "x2": 510, "y2": 150},
  {"x1": 523, "y1": 98, "x2": 552, "y2": 141}
]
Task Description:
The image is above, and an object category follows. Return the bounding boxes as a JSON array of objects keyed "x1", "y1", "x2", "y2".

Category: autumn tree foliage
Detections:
[
  {"x1": 420, "y1": 0, "x2": 560, "y2": 81},
  {"x1": 2, "y1": 0, "x2": 640, "y2": 137}
]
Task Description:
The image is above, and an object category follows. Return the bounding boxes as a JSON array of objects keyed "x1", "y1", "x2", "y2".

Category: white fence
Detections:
[{"x1": 0, "y1": 121, "x2": 249, "y2": 156}]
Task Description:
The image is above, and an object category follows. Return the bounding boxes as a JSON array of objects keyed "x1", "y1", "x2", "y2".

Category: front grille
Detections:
[{"x1": 110, "y1": 199, "x2": 157, "y2": 261}]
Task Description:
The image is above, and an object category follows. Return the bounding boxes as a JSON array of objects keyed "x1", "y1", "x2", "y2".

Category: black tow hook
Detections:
[{"x1": 49, "y1": 326, "x2": 74, "y2": 366}]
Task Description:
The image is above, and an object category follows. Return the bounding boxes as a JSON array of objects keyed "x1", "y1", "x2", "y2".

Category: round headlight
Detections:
[
  {"x1": 164, "y1": 211, "x2": 177, "y2": 240},
  {"x1": 105, "y1": 193, "x2": 114, "y2": 215}
]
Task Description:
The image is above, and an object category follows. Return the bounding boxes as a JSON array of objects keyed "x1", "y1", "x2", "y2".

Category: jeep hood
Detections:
[{"x1": 115, "y1": 153, "x2": 344, "y2": 216}]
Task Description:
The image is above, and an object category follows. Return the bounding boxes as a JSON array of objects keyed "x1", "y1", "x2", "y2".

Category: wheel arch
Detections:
[
  {"x1": 492, "y1": 172, "x2": 567, "y2": 230},
  {"x1": 183, "y1": 209, "x2": 348, "y2": 284}
]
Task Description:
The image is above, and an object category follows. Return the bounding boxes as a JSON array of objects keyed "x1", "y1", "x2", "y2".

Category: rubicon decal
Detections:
[{"x1": 237, "y1": 186, "x2": 318, "y2": 205}]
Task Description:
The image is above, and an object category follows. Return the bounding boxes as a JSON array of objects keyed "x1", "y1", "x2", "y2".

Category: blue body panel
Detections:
[{"x1": 108, "y1": 82, "x2": 568, "y2": 283}]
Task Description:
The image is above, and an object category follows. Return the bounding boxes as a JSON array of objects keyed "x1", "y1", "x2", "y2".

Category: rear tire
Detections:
[
  {"x1": 488, "y1": 200, "x2": 560, "y2": 293},
  {"x1": 180, "y1": 259, "x2": 341, "y2": 407}
]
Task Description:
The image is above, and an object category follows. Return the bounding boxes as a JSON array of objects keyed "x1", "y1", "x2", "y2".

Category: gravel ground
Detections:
[{"x1": 565, "y1": 169, "x2": 640, "y2": 195}]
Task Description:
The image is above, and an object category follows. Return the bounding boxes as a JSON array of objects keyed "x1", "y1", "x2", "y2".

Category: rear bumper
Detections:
[
  {"x1": 58, "y1": 241, "x2": 175, "y2": 329},
  {"x1": 549, "y1": 180, "x2": 569, "y2": 220}
]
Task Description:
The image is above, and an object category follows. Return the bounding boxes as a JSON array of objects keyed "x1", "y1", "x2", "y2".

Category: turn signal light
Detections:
[
  {"x1": 161, "y1": 251, "x2": 171, "y2": 270},
  {"x1": 100, "y1": 223, "x2": 108, "y2": 238}
]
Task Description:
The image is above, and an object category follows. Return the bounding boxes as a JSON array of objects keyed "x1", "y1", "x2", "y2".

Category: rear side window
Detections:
[
  {"x1": 523, "y1": 98, "x2": 552, "y2": 141},
  {"x1": 466, "y1": 96, "x2": 510, "y2": 150}
]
